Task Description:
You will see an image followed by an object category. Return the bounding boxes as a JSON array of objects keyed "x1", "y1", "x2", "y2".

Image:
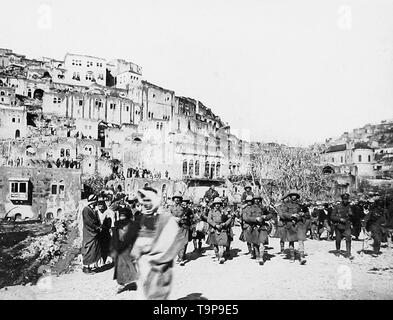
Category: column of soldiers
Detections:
[{"x1": 81, "y1": 183, "x2": 393, "y2": 299}]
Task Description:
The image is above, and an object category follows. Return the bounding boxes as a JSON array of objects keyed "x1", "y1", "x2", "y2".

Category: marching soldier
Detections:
[
  {"x1": 221, "y1": 197, "x2": 235, "y2": 258},
  {"x1": 363, "y1": 198, "x2": 386, "y2": 256},
  {"x1": 181, "y1": 195, "x2": 194, "y2": 254},
  {"x1": 239, "y1": 195, "x2": 255, "y2": 256},
  {"x1": 324, "y1": 202, "x2": 335, "y2": 240},
  {"x1": 204, "y1": 185, "x2": 219, "y2": 206},
  {"x1": 276, "y1": 190, "x2": 307, "y2": 264},
  {"x1": 206, "y1": 197, "x2": 232, "y2": 264},
  {"x1": 191, "y1": 203, "x2": 207, "y2": 253},
  {"x1": 243, "y1": 193, "x2": 273, "y2": 265},
  {"x1": 351, "y1": 199, "x2": 364, "y2": 241},
  {"x1": 382, "y1": 197, "x2": 393, "y2": 249},
  {"x1": 310, "y1": 202, "x2": 321, "y2": 240},
  {"x1": 330, "y1": 193, "x2": 354, "y2": 259},
  {"x1": 169, "y1": 192, "x2": 192, "y2": 266},
  {"x1": 241, "y1": 183, "x2": 254, "y2": 203},
  {"x1": 254, "y1": 193, "x2": 274, "y2": 246}
]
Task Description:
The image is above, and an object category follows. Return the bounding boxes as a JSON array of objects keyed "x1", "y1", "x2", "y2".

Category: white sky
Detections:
[{"x1": 1, "y1": 0, "x2": 392, "y2": 146}]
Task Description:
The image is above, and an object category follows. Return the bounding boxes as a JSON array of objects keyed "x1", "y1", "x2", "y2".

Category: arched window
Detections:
[
  {"x1": 204, "y1": 161, "x2": 209, "y2": 177},
  {"x1": 15, "y1": 129, "x2": 20, "y2": 139},
  {"x1": 195, "y1": 160, "x2": 200, "y2": 176},
  {"x1": 216, "y1": 162, "x2": 221, "y2": 177},
  {"x1": 182, "y1": 160, "x2": 188, "y2": 176},
  {"x1": 189, "y1": 160, "x2": 194, "y2": 177},
  {"x1": 210, "y1": 162, "x2": 215, "y2": 178},
  {"x1": 60, "y1": 148, "x2": 65, "y2": 157}
]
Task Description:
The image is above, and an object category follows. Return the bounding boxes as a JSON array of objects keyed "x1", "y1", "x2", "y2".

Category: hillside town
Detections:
[
  {"x1": 0, "y1": 48, "x2": 252, "y2": 221},
  {"x1": 1, "y1": 47, "x2": 393, "y2": 222},
  {"x1": 1, "y1": 47, "x2": 393, "y2": 300}
]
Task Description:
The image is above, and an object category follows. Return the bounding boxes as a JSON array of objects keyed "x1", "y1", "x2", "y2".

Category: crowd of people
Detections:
[
  {"x1": 78, "y1": 183, "x2": 393, "y2": 300},
  {"x1": 126, "y1": 167, "x2": 170, "y2": 180}
]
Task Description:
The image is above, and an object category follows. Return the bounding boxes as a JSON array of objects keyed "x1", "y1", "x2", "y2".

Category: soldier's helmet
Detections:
[
  {"x1": 126, "y1": 192, "x2": 138, "y2": 204},
  {"x1": 244, "y1": 183, "x2": 252, "y2": 190},
  {"x1": 341, "y1": 193, "x2": 350, "y2": 200},
  {"x1": 281, "y1": 189, "x2": 300, "y2": 201},
  {"x1": 245, "y1": 195, "x2": 254, "y2": 202},
  {"x1": 182, "y1": 195, "x2": 191, "y2": 203},
  {"x1": 212, "y1": 197, "x2": 223, "y2": 205},
  {"x1": 172, "y1": 191, "x2": 183, "y2": 200},
  {"x1": 253, "y1": 193, "x2": 262, "y2": 200}
]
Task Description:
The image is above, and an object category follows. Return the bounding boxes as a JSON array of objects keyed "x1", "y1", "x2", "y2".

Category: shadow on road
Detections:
[
  {"x1": 263, "y1": 252, "x2": 276, "y2": 261},
  {"x1": 178, "y1": 292, "x2": 208, "y2": 300},
  {"x1": 94, "y1": 262, "x2": 114, "y2": 273},
  {"x1": 328, "y1": 250, "x2": 349, "y2": 257},
  {"x1": 356, "y1": 249, "x2": 380, "y2": 256},
  {"x1": 225, "y1": 248, "x2": 241, "y2": 260}
]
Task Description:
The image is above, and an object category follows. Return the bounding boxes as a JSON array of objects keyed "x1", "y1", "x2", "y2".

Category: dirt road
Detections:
[{"x1": 1, "y1": 226, "x2": 393, "y2": 300}]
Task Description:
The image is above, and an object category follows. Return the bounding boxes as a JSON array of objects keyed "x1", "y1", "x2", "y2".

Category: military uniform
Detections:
[
  {"x1": 351, "y1": 202, "x2": 364, "y2": 240},
  {"x1": 207, "y1": 198, "x2": 232, "y2": 264},
  {"x1": 330, "y1": 194, "x2": 354, "y2": 259},
  {"x1": 276, "y1": 190, "x2": 307, "y2": 264},
  {"x1": 310, "y1": 208, "x2": 320, "y2": 240},
  {"x1": 239, "y1": 198, "x2": 255, "y2": 256},
  {"x1": 363, "y1": 200, "x2": 386, "y2": 255},
  {"x1": 243, "y1": 203, "x2": 273, "y2": 265}
]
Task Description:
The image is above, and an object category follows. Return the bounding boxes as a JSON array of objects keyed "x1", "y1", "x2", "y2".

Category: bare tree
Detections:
[{"x1": 250, "y1": 143, "x2": 333, "y2": 204}]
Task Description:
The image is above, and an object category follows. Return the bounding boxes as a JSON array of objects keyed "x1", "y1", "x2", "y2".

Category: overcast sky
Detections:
[{"x1": 1, "y1": 0, "x2": 392, "y2": 146}]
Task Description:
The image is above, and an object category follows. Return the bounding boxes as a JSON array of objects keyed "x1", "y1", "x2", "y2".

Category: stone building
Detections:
[
  {"x1": 1, "y1": 47, "x2": 252, "y2": 188},
  {"x1": 63, "y1": 53, "x2": 106, "y2": 87},
  {"x1": 0, "y1": 166, "x2": 81, "y2": 220}
]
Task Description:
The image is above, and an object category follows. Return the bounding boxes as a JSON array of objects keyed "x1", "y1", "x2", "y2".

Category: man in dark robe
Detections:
[
  {"x1": 82, "y1": 194, "x2": 102, "y2": 274},
  {"x1": 96, "y1": 196, "x2": 112, "y2": 266},
  {"x1": 111, "y1": 206, "x2": 139, "y2": 293}
]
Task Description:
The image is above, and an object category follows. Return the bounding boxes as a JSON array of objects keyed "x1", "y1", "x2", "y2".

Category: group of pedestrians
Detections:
[{"x1": 79, "y1": 182, "x2": 393, "y2": 299}]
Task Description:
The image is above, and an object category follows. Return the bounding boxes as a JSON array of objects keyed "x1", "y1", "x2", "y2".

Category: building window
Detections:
[
  {"x1": 12, "y1": 118, "x2": 15, "y2": 122},
  {"x1": 59, "y1": 184, "x2": 65, "y2": 198},
  {"x1": 10, "y1": 181, "x2": 28, "y2": 200},
  {"x1": 368, "y1": 155, "x2": 371, "y2": 162},
  {"x1": 210, "y1": 163, "x2": 215, "y2": 178},
  {"x1": 189, "y1": 160, "x2": 194, "y2": 177},
  {"x1": 11, "y1": 182, "x2": 19, "y2": 193},
  {"x1": 182, "y1": 160, "x2": 188, "y2": 176},
  {"x1": 216, "y1": 162, "x2": 221, "y2": 177},
  {"x1": 79, "y1": 100, "x2": 83, "y2": 106},
  {"x1": 204, "y1": 161, "x2": 210, "y2": 177},
  {"x1": 66, "y1": 149, "x2": 70, "y2": 157},
  {"x1": 358, "y1": 155, "x2": 362, "y2": 162},
  {"x1": 341, "y1": 156, "x2": 343, "y2": 163},
  {"x1": 51, "y1": 184, "x2": 57, "y2": 195},
  {"x1": 195, "y1": 160, "x2": 200, "y2": 176},
  {"x1": 60, "y1": 148, "x2": 65, "y2": 157},
  {"x1": 331, "y1": 157, "x2": 334, "y2": 163}
]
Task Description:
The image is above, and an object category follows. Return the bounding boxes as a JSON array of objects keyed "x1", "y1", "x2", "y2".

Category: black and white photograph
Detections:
[{"x1": 0, "y1": 0, "x2": 393, "y2": 302}]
